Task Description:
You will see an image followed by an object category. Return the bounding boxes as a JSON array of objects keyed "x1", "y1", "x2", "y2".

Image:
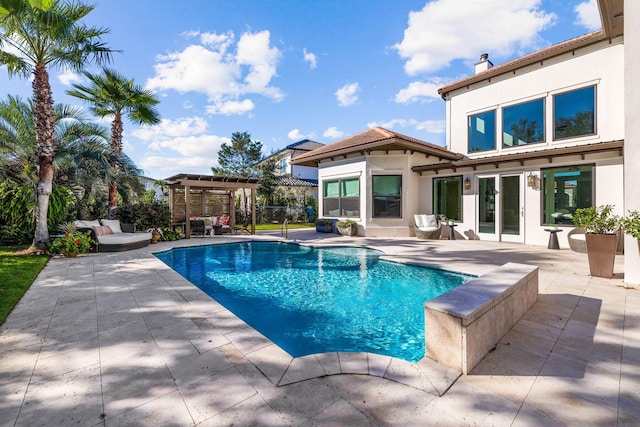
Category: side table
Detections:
[
  {"x1": 447, "y1": 223, "x2": 458, "y2": 240},
  {"x1": 545, "y1": 228, "x2": 563, "y2": 249}
]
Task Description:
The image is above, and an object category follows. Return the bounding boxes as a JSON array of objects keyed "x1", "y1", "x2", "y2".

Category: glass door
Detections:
[
  {"x1": 478, "y1": 177, "x2": 497, "y2": 241},
  {"x1": 500, "y1": 175, "x2": 523, "y2": 243}
]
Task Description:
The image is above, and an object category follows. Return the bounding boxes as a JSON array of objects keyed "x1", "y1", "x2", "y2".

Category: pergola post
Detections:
[
  {"x1": 251, "y1": 188, "x2": 256, "y2": 235},
  {"x1": 184, "y1": 184, "x2": 191, "y2": 238}
]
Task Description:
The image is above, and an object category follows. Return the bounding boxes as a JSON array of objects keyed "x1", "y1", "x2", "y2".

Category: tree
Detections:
[
  {"x1": 67, "y1": 68, "x2": 160, "y2": 218},
  {"x1": 0, "y1": 0, "x2": 113, "y2": 249},
  {"x1": 0, "y1": 95, "x2": 111, "y2": 242},
  {"x1": 257, "y1": 157, "x2": 278, "y2": 206},
  {"x1": 212, "y1": 131, "x2": 263, "y2": 224},
  {"x1": 212, "y1": 131, "x2": 263, "y2": 178}
]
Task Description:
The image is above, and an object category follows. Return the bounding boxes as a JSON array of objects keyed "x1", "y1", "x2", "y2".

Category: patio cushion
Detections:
[
  {"x1": 93, "y1": 225, "x2": 113, "y2": 236},
  {"x1": 100, "y1": 219, "x2": 123, "y2": 234}
]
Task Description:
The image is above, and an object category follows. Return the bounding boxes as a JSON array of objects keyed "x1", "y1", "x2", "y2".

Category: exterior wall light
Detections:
[
  {"x1": 464, "y1": 176, "x2": 472, "y2": 190},
  {"x1": 527, "y1": 172, "x2": 540, "y2": 190}
]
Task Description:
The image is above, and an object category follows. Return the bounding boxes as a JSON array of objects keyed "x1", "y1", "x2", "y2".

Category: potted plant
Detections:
[
  {"x1": 49, "y1": 222, "x2": 95, "y2": 257},
  {"x1": 315, "y1": 219, "x2": 333, "y2": 233},
  {"x1": 572, "y1": 205, "x2": 621, "y2": 278},
  {"x1": 336, "y1": 219, "x2": 357, "y2": 236},
  {"x1": 147, "y1": 227, "x2": 163, "y2": 244}
]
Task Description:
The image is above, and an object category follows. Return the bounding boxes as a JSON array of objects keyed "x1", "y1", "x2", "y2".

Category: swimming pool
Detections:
[{"x1": 155, "y1": 242, "x2": 472, "y2": 362}]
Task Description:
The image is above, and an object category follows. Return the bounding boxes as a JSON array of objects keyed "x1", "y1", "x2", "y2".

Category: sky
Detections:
[{"x1": 0, "y1": 0, "x2": 603, "y2": 180}]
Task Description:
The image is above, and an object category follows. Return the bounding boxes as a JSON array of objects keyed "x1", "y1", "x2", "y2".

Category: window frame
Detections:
[
  {"x1": 502, "y1": 97, "x2": 545, "y2": 148},
  {"x1": 432, "y1": 175, "x2": 463, "y2": 221},
  {"x1": 322, "y1": 176, "x2": 360, "y2": 218},
  {"x1": 468, "y1": 109, "x2": 496, "y2": 153},
  {"x1": 541, "y1": 164, "x2": 594, "y2": 226},
  {"x1": 372, "y1": 175, "x2": 402, "y2": 218},
  {"x1": 553, "y1": 85, "x2": 597, "y2": 141}
]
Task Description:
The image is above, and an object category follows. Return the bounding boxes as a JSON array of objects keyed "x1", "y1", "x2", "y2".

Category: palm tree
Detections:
[
  {"x1": 0, "y1": 95, "x2": 112, "y2": 237},
  {"x1": 0, "y1": 0, "x2": 113, "y2": 249},
  {"x1": 67, "y1": 68, "x2": 160, "y2": 219}
]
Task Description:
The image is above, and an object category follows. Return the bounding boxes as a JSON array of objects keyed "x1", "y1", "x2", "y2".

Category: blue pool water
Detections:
[{"x1": 155, "y1": 242, "x2": 472, "y2": 362}]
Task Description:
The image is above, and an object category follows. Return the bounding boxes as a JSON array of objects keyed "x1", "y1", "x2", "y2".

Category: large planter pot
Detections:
[
  {"x1": 337, "y1": 223, "x2": 357, "y2": 237},
  {"x1": 585, "y1": 233, "x2": 618, "y2": 278},
  {"x1": 315, "y1": 223, "x2": 333, "y2": 233}
]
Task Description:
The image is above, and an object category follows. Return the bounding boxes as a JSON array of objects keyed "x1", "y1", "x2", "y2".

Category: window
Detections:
[
  {"x1": 278, "y1": 158, "x2": 287, "y2": 174},
  {"x1": 433, "y1": 176, "x2": 462, "y2": 220},
  {"x1": 542, "y1": 165, "x2": 593, "y2": 225},
  {"x1": 372, "y1": 175, "x2": 402, "y2": 218},
  {"x1": 322, "y1": 177, "x2": 360, "y2": 217},
  {"x1": 468, "y1": 110, "x2": 496, "y2": 152},
  {"x1": 502, "y1": 98, "x2": 544, "y2": 147},
  {"x1": 553, "y1": 86, "x2": 596, "y2": 140}
]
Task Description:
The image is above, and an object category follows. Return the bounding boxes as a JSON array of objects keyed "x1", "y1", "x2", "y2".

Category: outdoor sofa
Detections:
[
  {"x1": 193, "y1": 215, "x2": 234, "y2": 235},
  {"x1": 74, "y1": 219, "x2": 152, "y2": 252}
]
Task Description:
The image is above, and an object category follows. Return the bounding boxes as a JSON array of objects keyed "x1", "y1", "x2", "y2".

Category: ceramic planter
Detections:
[
  {"x1": 337, "y1": 223, "x2": 357, "y2": 236},
  {"x1": 585, "y1": 233, "x2": 618, "y2": 278},
  {"x1": 315, "y1": 222, "x2": 333, "y2": 233}
]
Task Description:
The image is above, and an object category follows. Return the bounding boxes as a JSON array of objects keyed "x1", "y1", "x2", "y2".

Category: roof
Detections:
[
  {"x1": 291, "y1": 127, "x2": 463, "y2": 167},
  {"x1": 275, "y1": 176, "x2": 317, "y2": 187},
  {"x1": 285, "y1": 139, "x2": 325, "y2": 152},
  {"x1": 164, "y1": 174, "x2": 260, "y2": 189},
  {"x1": 438, "y1": 31, "x2": 611, "y2": 98},
  {"x1": 438, "y1": 0, "x2": 623, "y2": 99},
  {"x1": 411, "y1": 140, "x2": 623, "y2": 174}
]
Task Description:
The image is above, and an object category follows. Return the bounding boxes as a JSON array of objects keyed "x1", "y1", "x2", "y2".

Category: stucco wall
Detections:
[{"x1": 625, "y1": 0, "x2": 640, "y2": 284}]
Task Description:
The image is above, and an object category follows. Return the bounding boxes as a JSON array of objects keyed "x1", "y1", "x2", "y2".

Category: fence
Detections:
[{"x1": 256, "y1": 205, "x2": 315, "y2": 224}]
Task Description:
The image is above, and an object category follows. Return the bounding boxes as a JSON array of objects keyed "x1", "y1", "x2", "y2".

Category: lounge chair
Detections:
[
  {"x1": 74, "y1": 219, "x2": 152, "y2": 252},
  {"x1": 414, "y1": 214, "x2": 442, "y2": 239}
]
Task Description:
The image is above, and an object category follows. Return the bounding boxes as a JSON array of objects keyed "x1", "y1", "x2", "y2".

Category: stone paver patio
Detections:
[{"x1": 1, "y1": 230, "x2": 639, "y2": 426}]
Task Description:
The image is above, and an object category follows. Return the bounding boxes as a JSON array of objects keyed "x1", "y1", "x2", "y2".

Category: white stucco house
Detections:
[
  {"x1": 264, "y1": 139, "x2": 325, "y2": 184},
  {"x1": 292, "y1": 0, "x2": 630, "y2": 251}
]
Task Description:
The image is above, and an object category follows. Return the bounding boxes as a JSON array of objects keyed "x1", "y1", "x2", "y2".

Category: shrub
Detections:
[
  {"x1": 118, "y1": 201, "x2": 171, "y2": 230},
  {"x1": 573, "y1": 205, "x2": 621, "y2": 234},
  {"x1": 48, "y1": 223, "x2": 95, "y2": 257}
]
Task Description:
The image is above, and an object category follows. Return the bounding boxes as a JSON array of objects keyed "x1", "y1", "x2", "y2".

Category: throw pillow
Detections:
[
  {"x1": 93, "y1": 225, "x2": 113, "y2": 236},
  {"x1": 221, "y1": 216, "x2": 231, "y2": 225},
  {"x1": 100, "y1": 219, "x2": 122, "y2": 234}
]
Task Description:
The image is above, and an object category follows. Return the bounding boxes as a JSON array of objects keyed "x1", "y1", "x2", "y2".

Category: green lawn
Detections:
[{"x1": 0, "y1": 246, "x2": 49, "y2": 326}]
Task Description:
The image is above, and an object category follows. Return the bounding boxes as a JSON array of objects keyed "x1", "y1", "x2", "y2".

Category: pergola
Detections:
[{"x1": 165, "y1": 174, "x2": 260, "y2": 238}]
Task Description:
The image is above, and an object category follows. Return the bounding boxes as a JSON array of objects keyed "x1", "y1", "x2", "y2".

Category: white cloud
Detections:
[
  {"x1": 58, "y1": 70, "x2": 82, "y2": 86},
  {"x1": 366, "y1": 118, "x2": 445, "y2": 134},
  {"x1": 416, "y1": 120, "x2": 446, "y2": 134},
  {"x1": 146, "y1": 30, "x2": 282, "y2": 116},
  {"x1": 303, "y1": 48, "x2": 317, "y2": 69},
  {"x1": 132, "y1": 117, "x2": 208, "y2": 141},
  {"x1": 394, "y1": 0, "x2": 556, "y2": 75},
  {"x1": 323, "y1": 126, "x2": 344, "y2": 139},
  {"x1": 206, "y1": 99, "x2": 255, "y2": 115},
  {"x1": 394, "y1": 80, "x2": 443, "y2": 104},
  {"x1": 287, "y1": 128, "x2": 306, "y2": 140},
  {"x1": 574, "y1": 0, "x2": 601, "y2": 31},
  {"x1": 130, "y1": 116, "x2": 231, "y2": 177},
  {"x1": 335, "y1": 82, "x2": 359, "y2": 107}
]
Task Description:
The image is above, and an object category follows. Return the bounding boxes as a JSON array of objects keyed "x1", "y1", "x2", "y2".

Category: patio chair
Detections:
[
  {"x1": 414, "y1": 214, "x2": 442, "y2": 239},
  {"x1": 190, "y1": 219, "x2": 206, "y2": 238},
  {"x1": 567, "y1": 227, "x2": 587, "y2": 253}
]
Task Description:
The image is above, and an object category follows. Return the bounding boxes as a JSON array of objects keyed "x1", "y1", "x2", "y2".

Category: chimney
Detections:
[{"x1": 474, "y1": 53, "x2": 493, "y2": 74}]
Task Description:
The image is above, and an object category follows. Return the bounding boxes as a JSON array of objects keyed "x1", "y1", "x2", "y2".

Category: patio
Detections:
[{"x1": 1, "y1": 231, "x2": 638, "y2": 426}]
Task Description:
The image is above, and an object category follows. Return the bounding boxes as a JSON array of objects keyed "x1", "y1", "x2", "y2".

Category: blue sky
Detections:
[{"x1": 1, "y1": 0, "x2": 602, "y2": 179}]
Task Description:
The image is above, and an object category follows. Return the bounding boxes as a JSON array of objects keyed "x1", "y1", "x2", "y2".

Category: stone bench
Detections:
[{"x1": 424, "y1": 263, "x2": 538, "y2": 374}]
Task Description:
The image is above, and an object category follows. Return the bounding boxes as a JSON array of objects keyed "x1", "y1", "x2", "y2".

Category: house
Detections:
[
  {"x1": 293, "y1": 0, "x2": 630, "y2": 253},
  {"x1": 264, "y1": 139, "x2": 325, "y2": 184},
  {"x1": 292, "y1": 127, "x2": 463, "y2": 237}
]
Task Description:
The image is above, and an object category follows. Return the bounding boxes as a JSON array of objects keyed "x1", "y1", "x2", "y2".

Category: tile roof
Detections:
[
  {"x1": 285, "y1": 139, "x2": 325, "y2": 152},
  {"x1": 275, "y1": 176, "x2": 317, "y2": 187},
  {"x1": 291, "y1": 127, "x2": 463, "y2": 167},
  {"x1": 438, "y1": 30, "x2": 611, "y2": 98}
]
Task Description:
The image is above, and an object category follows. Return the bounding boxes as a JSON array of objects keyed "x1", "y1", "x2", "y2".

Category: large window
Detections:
[
  {"x1": 502, "y1": 98, "x2": 544, "y2": 147},
  {"x1": 323, "y1": 177, "x2": 360, "y2": 217},
  {"x1": 468, "y1": 110, "x2": 496, "y2": 152},
  {"x1": 433, "y1": 176, "x2": 462, "y2": 221},
  {"x1": 542, "y1": 165, "x2": 593, "y2": 225},
  {"x1": 372, "y1": 175, "x2": 401, "y2": 218},
  {"x1": 553, "y1": 86, "x2": 596, "y2": 140}
]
